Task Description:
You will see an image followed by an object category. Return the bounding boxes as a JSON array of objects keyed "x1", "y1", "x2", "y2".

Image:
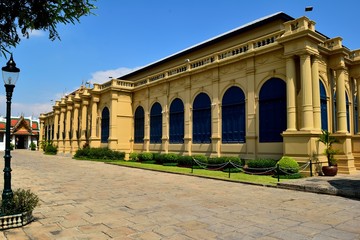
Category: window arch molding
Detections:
[
  {"x1": 150, "y1": 102, "x2": 162, "y2": 143},
  {"x1": 101, "y1": 106, "x2": 110, "y2": 143},
  {"x1": 258, "y1": 77, "x2": 287, "y2": 142},
  {"x1": 169, "y1": 98, "x2": 185, "y2": 143},
  {"x1": 134, "y1": 105, "x2": 145, "y2": 143},
  {"x1": 192, "y1": 92, "x2": 212, "y2": 143},
  {"x1": 221, "y1": 85, "x2": 246, "y2": 143}
]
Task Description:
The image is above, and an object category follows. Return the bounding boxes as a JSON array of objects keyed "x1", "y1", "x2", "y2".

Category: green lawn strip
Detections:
[{"x1": 108, "y1": 161, "x2": 281, "y2": 186}]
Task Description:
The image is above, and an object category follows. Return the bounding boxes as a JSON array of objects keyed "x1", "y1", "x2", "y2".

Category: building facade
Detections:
[
  {"x1": 0, "y1": 116, "x2": 39, "y2": 151},
  {"x1": 39, "y1": 13, "x2": 360, "y2": 174}
]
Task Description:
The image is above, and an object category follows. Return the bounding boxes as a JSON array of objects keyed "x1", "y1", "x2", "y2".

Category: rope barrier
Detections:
[{"x1": 191, "y1": 158, "x2": 313, "y2": 180}]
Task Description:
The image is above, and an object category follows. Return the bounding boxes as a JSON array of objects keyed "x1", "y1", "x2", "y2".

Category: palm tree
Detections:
[{"x1": 318, "y1": 129, "x2": 338, "y2": 166}]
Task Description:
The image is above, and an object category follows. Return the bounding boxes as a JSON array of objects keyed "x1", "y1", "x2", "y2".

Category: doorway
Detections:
[{"x1": 16, "y1": 135, "x2": 27, "y2": 149}]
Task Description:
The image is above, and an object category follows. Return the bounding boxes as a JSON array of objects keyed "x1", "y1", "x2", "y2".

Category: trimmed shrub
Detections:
[
  {"x1": 129, "y1": 152, "x2": 139, "y2": 162},
  {"x1": 193, "y1": 154, "x2": 207, "y2": 163},
  {"x1": 207, "y1": 157, "x2": 227, "y2": 165},
  {"x1": 74, "y1": 147, "x2": 125, "y2": 160},
  {"x1": 162, "y1": 153, "x2": 179, "y2": 164},
  {"x1": 277, "y1": 156, "x2": 299, "y2": 174},
  {"x1": 152, "y1": 153, "x2": 162, "y2": 163},
  {"x1": 247, "y1": 158, "x2": 277, "y2": 169},
  {"x1": 177, "y1": 155, "x2": 193, "y2": 167},
  {"x1": 139, "y1": 152, "x2": 153, "y2": 162}
]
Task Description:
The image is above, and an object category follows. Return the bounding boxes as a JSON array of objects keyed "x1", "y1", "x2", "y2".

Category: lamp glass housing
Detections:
[
  {"x1": 2, "y1": 55, "x2": 20, "y2": 85},
  {"x1": 2, "y1": 71, "x2": 19, "y2": 85}
]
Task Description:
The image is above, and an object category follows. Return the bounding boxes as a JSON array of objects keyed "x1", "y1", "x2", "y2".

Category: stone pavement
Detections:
[
  {"x1": 0, "y1": 150, "x2": 359, "y2": 240},
  {"x1": 277, "y1": 171, "x2": 360, "y2": 200}
]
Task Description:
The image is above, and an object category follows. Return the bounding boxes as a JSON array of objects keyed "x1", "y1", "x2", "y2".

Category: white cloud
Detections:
[
  {"x1": 19, "y1": 29, "x2": 46, "y2": 39},
  {"x1": 28, "y1": 30, "x2": 46, "y2": 37},
  {"x1": 87, "y1": 67, "x2": 140, "y2": 84},
  {"x1": 0, "y1": 95, "x2": 52, "y2": 118}
]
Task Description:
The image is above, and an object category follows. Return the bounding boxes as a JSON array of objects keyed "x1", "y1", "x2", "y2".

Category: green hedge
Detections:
[
  {"x1": 277, "y1": 156, "x2": 299, "y2": 174},
  {"x1": 74, "y1": 147, "x2": 125, "y2": 160},
  {"x1": 177, "y1": 156, "x2": 193, "y2": 166},
  {"x1": 247, "y1": 158, "x2": 277, "y2": 169}
]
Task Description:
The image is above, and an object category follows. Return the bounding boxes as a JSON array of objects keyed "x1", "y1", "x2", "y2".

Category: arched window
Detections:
[
  {"x1": 355, "y1": 96, "x2": 358, "y2": 133},
  {"x1": 222, "y1": 86, "x2": 246, "y2": 143},
  {"x1": 101, "y1": 107, "x2": 110, "y2": 143},
  {"x1": 169, "y1": 98, "x2": 184, "y2": 143},
  {"x1": 320, "y1": 81, "x2": 328, "y2": 130},
  {"x1": 150, "y1": 102, "x2": 162, "y2": 143},
  {"x1": 134, "y1": 106, "x2": 144, "y2": 143},
  {"x1": 193, "y1": 93, "x2": 211, "y2": 143},
  {"x1": 259, "y1": 78, "x2": 286, "y2": 142}
]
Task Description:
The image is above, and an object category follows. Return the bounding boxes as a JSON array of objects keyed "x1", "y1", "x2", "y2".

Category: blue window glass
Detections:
[
  {"x1": 193, "y1": 93, "x2": 211, "y2": 143},
  {"x1": 101, "y1": 107, "x2": 110, "y2": 143},
  {"x1": 259, "y1": 78, "x2": 286, "y2": 142},
  {"x1": 134, "y1": 106, "x2": 144, "y2": 143},
  {"x1": 170, "y1": 98, "x2": 184, "y2": 143},
  {"x1": 320, "y1": 81, "x2": 328, "y2": 130},
  {"x1": 150, "y1": 102, "x2": 162, "y2": 143},
  {"x1": 222, "y1": 86, "x2": 246, "y2": 143}
]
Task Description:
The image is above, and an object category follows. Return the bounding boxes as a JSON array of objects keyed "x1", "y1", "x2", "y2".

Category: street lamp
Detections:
[{"x1": 1, "y1": 54, "x2": 20, "y2": 209}]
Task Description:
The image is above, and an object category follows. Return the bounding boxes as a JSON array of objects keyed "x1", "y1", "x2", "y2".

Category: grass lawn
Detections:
[{"x1": 106, "y1": 160, "x2": 291, "y2": 186}]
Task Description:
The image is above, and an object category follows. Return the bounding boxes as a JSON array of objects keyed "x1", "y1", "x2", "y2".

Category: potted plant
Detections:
[
  {"x1": 29, "y1": 142, "x2": 36, "y2": 151},
  {"x1": 318, "y1": 129, "x2": 338, "y2": 176}
]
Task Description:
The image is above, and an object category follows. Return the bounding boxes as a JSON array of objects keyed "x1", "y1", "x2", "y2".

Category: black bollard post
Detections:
[
  {"x1": 228, "y1": 162, "x2": 231, "y2": 178},
  {"x1": 277, "y1": 163, "x2": 280, "y2": 182},
  {"x1": 191, "y1": 158, "x2": 194, "y2": 174},
  {"x1": 310, "y1": 160, "x2": 313, "y2": 177}
]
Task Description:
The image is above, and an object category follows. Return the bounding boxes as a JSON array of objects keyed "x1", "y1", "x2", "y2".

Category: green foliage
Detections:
[
  {"x1": 10, "y1": 143, "x2": 14, "y2": 150},
  {"x1": 177, "y1": 155, "x2": 193, "y2": 166},
  {"x1": 193, "y1": 155, "x2": 208, "y2": 163},
  {"x1": 153, "y1": 153, "x2": 165, "y2": 164},
  {"x1": 129, "y1": 152, "x2": 139, "y2": 162},
  {"x1": 138, "y1": 152, "x2": 153, "y2": 162},
  {"x1": 207, "y1": 156, "x2": 242, "y2": 165},
  {"x1": 1, "y1": 188, "x2": 40, "y2": 215},
  {"x1": 247, "y1": 158, "x2": 277, "y2": 169},
  {"x1": 277, "y1": 156, "x2": 299, "y2": 174},
  {"x1": 0, "y1": 0, "x2": 96, "y2": 57},
  {"x1": 162, "y1": 153, "x2": 179, "y2": 164},
  {"x1": 44, "y1": 143, "x2": 58, "y2": 155},
  {"x1": 318, "y1": 129, "x2": 339, "y2": 166},
  {"x1": 74, "y1": 147, "x2": 125, "y2": 160},
  {"x1": 29, "y1": 142, "x2": 36, "y2": 150}
]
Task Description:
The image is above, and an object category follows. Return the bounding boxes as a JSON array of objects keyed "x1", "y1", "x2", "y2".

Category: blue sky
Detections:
[{"x1": 2, "y1": 0, "x2": 359, "y2": 118}]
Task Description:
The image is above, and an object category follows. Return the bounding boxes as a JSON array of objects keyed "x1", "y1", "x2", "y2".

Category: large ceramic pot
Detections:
[{"x1": 322, "y1": 166, "x2": 338, "y2": 176}]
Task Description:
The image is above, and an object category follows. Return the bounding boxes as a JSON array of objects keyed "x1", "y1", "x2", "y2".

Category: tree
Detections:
[{"x1": 0, "y1": 0, "x2": 96, "y2": 57}]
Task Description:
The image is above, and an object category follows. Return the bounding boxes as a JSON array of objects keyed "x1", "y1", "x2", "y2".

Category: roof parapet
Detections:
[{"x1": 283, "y1": 16, "x2": 316, "y2": 37}]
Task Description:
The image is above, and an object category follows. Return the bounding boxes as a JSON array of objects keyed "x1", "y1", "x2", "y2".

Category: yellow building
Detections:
[{"x1": 40, "y1": 12, "x2": 360, "y2": 174}]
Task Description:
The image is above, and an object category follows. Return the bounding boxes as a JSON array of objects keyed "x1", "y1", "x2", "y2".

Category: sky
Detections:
[{"x1": 1, "y1": 0, "x2": 359, "y2": 118}]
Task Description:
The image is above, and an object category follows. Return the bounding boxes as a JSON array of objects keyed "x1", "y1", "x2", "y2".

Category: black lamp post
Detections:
[{"x1": 1, "y1": 54, "x2": 20, "y2": 209}]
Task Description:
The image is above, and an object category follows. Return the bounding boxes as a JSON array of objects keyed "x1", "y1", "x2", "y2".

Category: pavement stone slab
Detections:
[{"x1": 0, "y1": 150, "x2": 359, "y2": 239}]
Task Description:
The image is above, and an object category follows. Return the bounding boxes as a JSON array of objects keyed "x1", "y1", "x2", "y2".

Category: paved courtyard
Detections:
[{"x1": 1, "y1": 150, "x2": 360, "y2": 240}]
